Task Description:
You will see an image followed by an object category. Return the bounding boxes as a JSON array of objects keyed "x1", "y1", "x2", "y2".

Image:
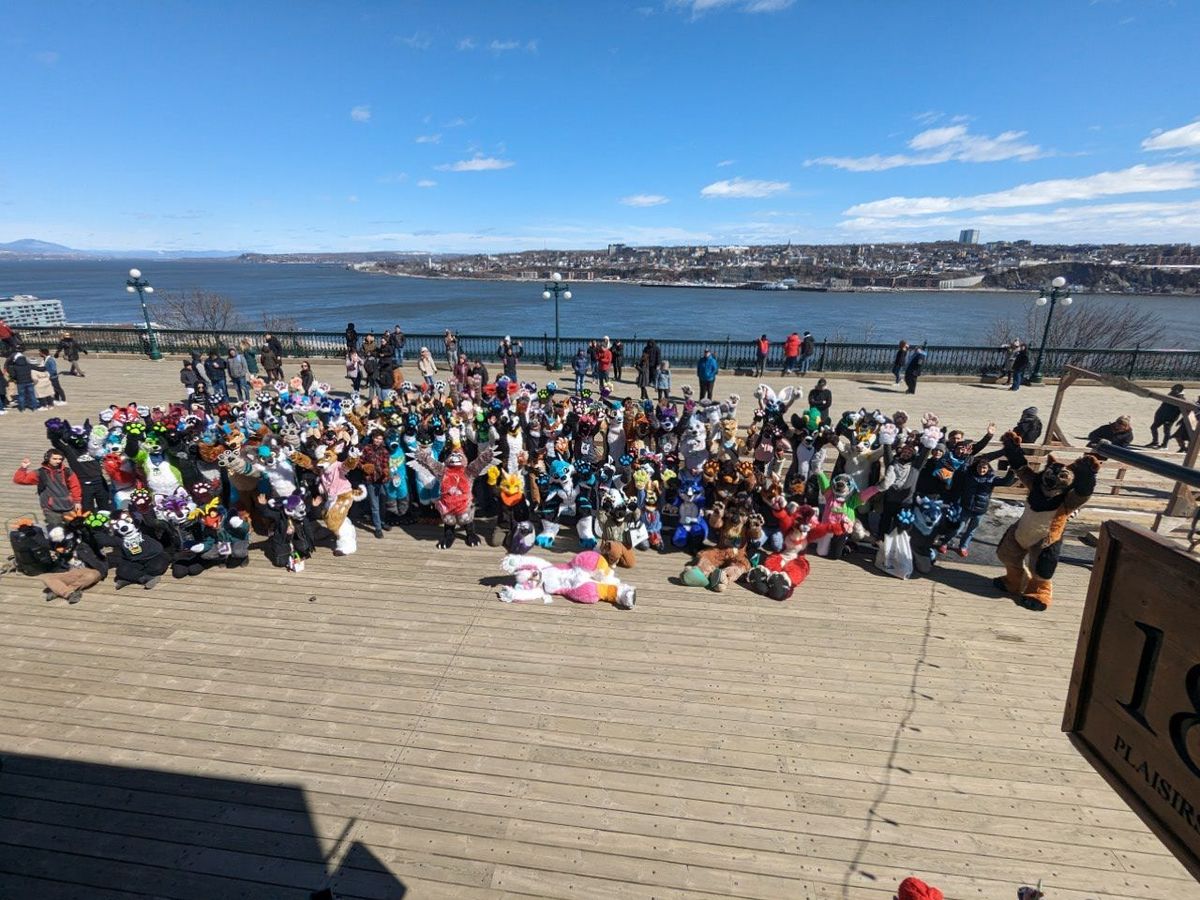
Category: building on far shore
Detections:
[
  {"x1": 958, "y1": 229, "x2": 980, "y2": 245},
  {"x1": 0, "y1": 295, "x2": 66, "y2": 328}
]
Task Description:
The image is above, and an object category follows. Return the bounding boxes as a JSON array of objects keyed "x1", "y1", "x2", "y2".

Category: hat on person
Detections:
[{"x1": 1171, "y1": 383, "x2": 1186, "y2": 395}]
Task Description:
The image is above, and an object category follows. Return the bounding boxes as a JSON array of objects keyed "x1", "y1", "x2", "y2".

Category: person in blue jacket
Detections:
[
  {"x1": 942, "y1": 456, "x2": 998, "y2": 557},
  {"x1": 696, "y1": 349, "x2": 719, "y2": 401}
]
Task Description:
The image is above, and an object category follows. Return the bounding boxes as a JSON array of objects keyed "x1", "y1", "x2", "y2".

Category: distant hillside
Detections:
[
  {"x1": 0, "y1": 239, "x2": 75, "y2": 254},
  {"x1": 984, "y1": 262, "x2": 1200, "y2": 294},
  {"x1": 0, "y1": 239, "x2": 239, "y2": 260}
]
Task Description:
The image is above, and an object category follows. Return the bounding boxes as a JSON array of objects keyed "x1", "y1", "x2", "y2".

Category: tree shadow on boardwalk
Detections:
[{"x1": 0, "y1": 753, "x2": 407, "y2": 899}]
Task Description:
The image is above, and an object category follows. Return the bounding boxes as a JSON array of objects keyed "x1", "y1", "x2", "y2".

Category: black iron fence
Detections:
[{"x1": 16, "y1": 325, "x2": 1200, "y2": 381}]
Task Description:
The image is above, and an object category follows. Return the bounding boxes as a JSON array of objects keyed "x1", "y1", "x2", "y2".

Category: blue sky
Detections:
[{"x1": 3, "y1": 0, "x2": 1199, "y2": 252}]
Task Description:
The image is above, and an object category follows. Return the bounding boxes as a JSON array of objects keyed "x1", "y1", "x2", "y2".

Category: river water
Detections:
[{"x1": 3, "y1": 258, "x2": 1199, "y2": 346}]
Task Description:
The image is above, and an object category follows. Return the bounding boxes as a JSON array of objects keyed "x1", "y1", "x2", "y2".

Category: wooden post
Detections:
[{"x1": 1043, "y1": 367, "x2": 1079, "y2": 447}]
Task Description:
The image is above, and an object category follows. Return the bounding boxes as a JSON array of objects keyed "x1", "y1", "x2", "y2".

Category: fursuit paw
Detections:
[
  {"x1": 766, "y1": 572, "x2": 792, "y2": 602},
  {"x1": 578, "y1": 537, "x2": 598, "y2": 550},
  {"x1": 535, "y1": 535, "x2": 555, "y2": 549},
  {"x1": 464, "y1": 532, "x2": 481, "y2": 547},
  {"x1": 708, "y1": 567, "x2": 729, "y2": 592},
  {"x1": 499, "y1": 554, "x2": 522, "y2": 574},
  {"x1": 681, "y1": 566, "x2": 711, "y2": 588},
  {"x1": 745, "y1": 565, "x2": 770, "y2": 595}
]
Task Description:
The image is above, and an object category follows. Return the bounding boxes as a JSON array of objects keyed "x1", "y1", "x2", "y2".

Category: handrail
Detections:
[{"x1": 10, "y1": 324, "x2": 1200, "y2": 379}]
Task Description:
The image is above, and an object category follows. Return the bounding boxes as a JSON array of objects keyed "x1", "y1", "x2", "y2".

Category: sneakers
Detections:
[
  {"x1": 66, "y1": 590, "x2": 83, "y2": 605},
  {"x1": 935, "y1": 543, "x2": 948, "y2": 554},
  {"x1": 54, "y1": 400, "x2": 67, "y2": 406},
  {"x1": 374, "y1": 528, "x2": 384, "y2": 539},
  {"x1": 956, "y1": 547, "x2": 969, "y2": 558}
]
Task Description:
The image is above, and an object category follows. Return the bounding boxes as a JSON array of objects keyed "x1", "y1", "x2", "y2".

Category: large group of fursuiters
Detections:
[{"x1": 9, "y1": 369, "x2": 1103, "y2": 613}]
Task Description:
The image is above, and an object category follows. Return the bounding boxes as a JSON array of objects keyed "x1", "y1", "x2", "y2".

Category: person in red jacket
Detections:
[
  {"x1": 595, "y1": 338, "x2": 614, "y2": 392},
  {"x1": 13, "y1": 449, "x2": 83, "y2": 526},
  {"x1": 781, "y1": 331, "x2": 801, "y2": 375},
  {"x1": 754, "y1": 334, "x2": 769, "y2": 376}
]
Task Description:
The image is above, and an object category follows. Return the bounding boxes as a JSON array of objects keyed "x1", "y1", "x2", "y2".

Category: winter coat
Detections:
[
  {"x1": 655, "y1": 368, "x2": 671, "y2": 391},
  {"x1": 1014, "y1": 412, "x2": 1043, "y2": 444},
  {"x1": 418, "y1": 354, "x2": 438, "y2": 377},
  {"x1": 4, "y1": 353, "x2": 38, "y2": 386},
  {"x1": 203, "y1": 358, "x2": 227, "y2": 382},
  {"x1": 801, "y1": 334, "x2": 815, "y2": 357},
  {"x1": 596, "y1": 348, "x2": 613, "y2": 373},
  {"x1": 226, "y1": 354, "x2": 249, "y2": 379},
  {"x1": 180, "y1": 366, "x2": 201, "y2": 388},
  {"x1": 55, "y1": 337, "x2": 85, "y2": 361},
  {"x1": 783, "y1": 334, "x2": 801, "y2": 357},
  {"x1": 13, "y1": 463, "x2": 82, "y2": 513},
  {"x1": 1087, "y1": 422, "x2": 1134, "y2": 448},
  {"x1": 697, "y1": 355, "x2": 719, "y2": 382},
  {"x1": 905, "y1": 349, "x2": 926, "y2": 376},
  {"x1": 955, "y1": 467, "x2": 997, "y2": 517},
  {"x1": 642, "y1": 342, "x2": 661, "y2": 372},
  {"x1": 572, "y1": 353, "x2": 589, "y2": 376}
]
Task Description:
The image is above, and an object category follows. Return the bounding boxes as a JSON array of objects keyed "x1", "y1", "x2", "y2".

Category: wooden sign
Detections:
[{"x1": 1064, "y1": 521, "x2": 1200, "y2": 882}]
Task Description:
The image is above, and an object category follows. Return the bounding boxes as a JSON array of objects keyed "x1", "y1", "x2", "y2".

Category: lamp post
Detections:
[
  {"x1": 125, "y1": 268, "x2": 161, "y2": 360},
  {"x1": 1029, "y1": 275, "x2": 1073, "y2": 384},
  {"x1": 542, "y1": 271, "x2": 572, "y2": 370}
]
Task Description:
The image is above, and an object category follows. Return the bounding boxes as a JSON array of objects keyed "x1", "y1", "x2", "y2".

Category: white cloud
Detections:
[
  {"x1": 717, "y1": 159, "x2": 735, "y2": 167},
  {"x1": 415, "y1": 133, "x2": 442, "y2": 144},
  {"x1": 397, "y1": 32, "x2": 432, "y2": 50},
  {"x1": 701, "y1": 177, "x2": 789, "y2": 199},
  {"x1": 34, "y1": 50, "x2": 59, "y2": 65},
  {"x1": 1142, "y1": 119, "x2": 1200, "y2": 152},
  {"x1": 350, "y1": 105, "x2": 371, "y2": 123},
  {"x1": 840, "y1": 199, "x2": 1200, "y2": 243},
  {"x1": 490, "y1": 39, "x2": 538, "y2": 53},
  {"x1": 416, "y1": 179, "x2": 437, "y2": 189},
  {"x1": 674, "y1": 0, "x2": 794, "y2": 13},
  {"x1": 443, "y1": 117, "x2": 471, "y2": 128},
  {"x1": 457, "y1": 37, "x2": 477, "y2": 50},
  {"x1": 808, "y1": 124, "x2": 1042, "y2": 172},
  {"x1": 436, "y1": 155, "x2": 515, "y2": 172},
  {"x1": 845, "y1": 163, "x2": 1200, "y2": 218},
  {"x1": 620, "y1": 194, "x2": 670, "y2": 207}
]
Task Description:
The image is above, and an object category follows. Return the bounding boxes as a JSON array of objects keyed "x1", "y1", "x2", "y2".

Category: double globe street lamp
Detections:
[
  {"x1": 542, "y1": 271, "x2": 572, "y2": 370},
  {"x1": 126, "y1": 268, "x2": 162, "y2": 360},
  {"x1": 1029, "y1": 275, "x2": 1073, "y2": 385}
]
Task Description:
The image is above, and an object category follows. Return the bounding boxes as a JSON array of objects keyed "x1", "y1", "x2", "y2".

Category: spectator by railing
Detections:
[{"x1": 9, "y1": 325, "x2": 1200, "y2": 381}]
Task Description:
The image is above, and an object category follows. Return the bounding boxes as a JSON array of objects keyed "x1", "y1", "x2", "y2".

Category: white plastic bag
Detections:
[{"x1": 875, "y1": 529, "x2": 913, "y2": 579}]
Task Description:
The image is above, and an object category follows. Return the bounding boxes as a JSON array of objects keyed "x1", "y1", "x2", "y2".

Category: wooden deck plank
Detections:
[{"x1": 2, "y1": 360, "x2": 1198, "y2": 898}]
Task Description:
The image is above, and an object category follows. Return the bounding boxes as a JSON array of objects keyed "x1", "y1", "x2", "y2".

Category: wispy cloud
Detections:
[
  {"x1": 415, "y1": 133, "x2": 442, "y2": 144},
  {"x1": 620, "y1": 194, "x2": 670, "y2": 207},
  {"x1": 716, "y1": 159, "x2": 735, "y2": 167},
  {"x1": 845, "y1": 162, "x2": 1200, "y2": 218},
  {"x1": 416, "y1": 179, "x2": 437, "y2": 189},
  {"x1": 1142, "y1": 118, "x2": 1200, "y2": 152},
  {"x1": 808, "y1": 125, "x2": 1042, "y2": 172},
  {"x1": 397, "y1": 32, "x2": 432, "y2": 50},
  {"x1": 457, "y1": 37, "x2": 477, "y2": 50},
  {"x1": 840, "y1": 199, "x2": 1200, "y2": 243},
  {"x1": 436, "y1": 154, "x2": 515, "y2": 172},
  {"x1": 33, "y1": 50, "x2": 59, "y2": 65},
  {"x1": 350, "y1": 105, "x2": 371, "y2": 123},
  {"x1": 443, "y1": 116, "x2": 471, "y2": 128},
  {"x1": 490, "y1": 38, "x2": 539, "y2": 53},
  {"x1": 701, "y1": 177, "x2": 789, "y2": 199},
  {"x1": 672, "y1": 0, "x2": 794, "y2": 16}
]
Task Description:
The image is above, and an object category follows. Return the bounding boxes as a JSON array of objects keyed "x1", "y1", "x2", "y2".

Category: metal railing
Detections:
[{"x1": 13, "y1": 325, "x2": 1200, "y2": 380}]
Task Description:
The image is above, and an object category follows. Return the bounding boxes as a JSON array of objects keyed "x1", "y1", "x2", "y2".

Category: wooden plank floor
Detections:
[{"x1": 1, "y1": 360, "x2": 1198, "y2": 899}]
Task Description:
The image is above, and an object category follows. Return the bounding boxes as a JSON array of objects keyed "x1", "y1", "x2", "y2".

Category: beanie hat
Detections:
[{"x1": 896, "y1": 877, "x2": 944, "y2": 900}]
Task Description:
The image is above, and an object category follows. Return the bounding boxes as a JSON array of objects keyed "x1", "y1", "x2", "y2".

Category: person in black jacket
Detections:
[
  {"x1": 807, "y1": 378, "x2": 832, "y2": 426},
  {"x1": 1087, "y1": 416, "x2": 1134, "y2": 454},
  {"x1": 55, "y1": 332, "x2": 88, "y2": 376},
  {"x1": 903, "y1": 347, "x2": 926, "y2": 395},
  {"x1": 5, "y1": 351, "x2": 44, "y2": 412},
  {"x1": 1149, "y1": 384, "x2": 1186, "y2": 448},
  {"x1": 47, "y1": 419, "x2": 111, "y2": 511},
  {"x1": 1010, "y1": 342, "x2": 1030, "y2": 391},
  {"x1": 344, "y1": 322, "x2": 359, "y2": 353}
]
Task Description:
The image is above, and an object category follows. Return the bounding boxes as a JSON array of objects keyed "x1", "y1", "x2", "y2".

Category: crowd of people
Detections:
[{"x1": 7, "y1": 317, "x2": 1142, "y2": 615}]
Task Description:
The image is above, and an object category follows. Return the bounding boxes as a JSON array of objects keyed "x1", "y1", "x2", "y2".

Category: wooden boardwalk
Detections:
[{"x1": 1, "y1": 360, "x2": 1198, "y2": 899}]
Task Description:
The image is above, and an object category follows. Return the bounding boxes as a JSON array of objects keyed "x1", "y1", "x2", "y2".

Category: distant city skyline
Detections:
[{"x1": 3, "y1": 1, "x2": 1199, "y2": 253}]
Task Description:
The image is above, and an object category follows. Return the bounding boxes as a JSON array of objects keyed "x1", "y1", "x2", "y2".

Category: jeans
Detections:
[
  {"x1": 1010, "y1": 370, "x2": 1024, "y2": 391},
  {"x1": 782, "y1": 356, "x2": 797, "y2": 374},
  {"x1": 575, "y1": 373, "x2": 585, "y2": 394},
  {"x1": 211, "y1": 378, "x2": 228, "y2": 400},
  {"x1": 232, "y1": 377, "x2": 250, "y2": 401},
  {"x1": 423, "y1": 375, "x2": 435, "y2": 388},
  {"x1": 955, "y1": 514, "x2": 983, "y2": 550},
  {"x1": 15, "y1": 382, "x2": 36, "y2": 411},
  {"x1": 799, "y1": 355, "x2": 812, "y2": 374},
  {"x1": 904, "y1": 372, "x2": 918, "y2": 394},
  {"x1": 892, "y1": 366, "x2": 903, "y2": 384},
  {"x1": 367, "y1": 382, "x2": 381, "y2": 403},
  {"x1": 365, "y1": 482, "x2": 387, "y2": 530}
]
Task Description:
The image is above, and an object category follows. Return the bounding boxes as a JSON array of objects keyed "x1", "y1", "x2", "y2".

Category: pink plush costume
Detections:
[{"x1": 499, "y1": 552, "x2": 635, "y2": 608}]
